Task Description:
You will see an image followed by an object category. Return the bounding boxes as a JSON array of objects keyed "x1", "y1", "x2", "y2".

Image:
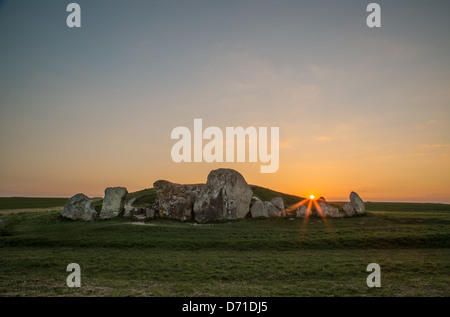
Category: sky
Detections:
[{"x1": 0, "y1": 0, "x2": 449, "y2": 203}]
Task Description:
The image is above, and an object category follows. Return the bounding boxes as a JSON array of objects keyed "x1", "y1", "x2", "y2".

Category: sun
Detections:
[{"x1": 284, "y1": 193, "x2": 333, "y2": 231}]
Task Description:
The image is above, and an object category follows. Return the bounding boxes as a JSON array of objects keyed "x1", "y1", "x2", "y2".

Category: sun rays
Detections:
[{"x1": 285, "y1": 195, "x2": 333, "y2": 232}]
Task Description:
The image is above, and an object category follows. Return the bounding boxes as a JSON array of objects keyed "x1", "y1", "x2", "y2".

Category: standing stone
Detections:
[
  {"x1": 250, "y1": 200, "x2": 268, "y2": 218},
  {"x1": 350, "y1": 191, "x2": 366, "y2": 215},
  {"x1": 295, "y1": 205, "x2": 308, "y2": 218},
  {"x1": 61, "y1": 193, "x2": 97, "y2": 221},
  {"x1": 271, "y1": 197, "x2": 285, "y2": 211},
  {"x1": 193, "y1": 169, "x2": 253, "y2": 223},
  {"x1": 250, "y1": 201, "x2": 282, "y2": 218},
  {"x1": 342, "y1": 202, "x2": 356, "y2": 217},
  {"x1": 153, "y1": 180, "x2": 203, "y2": 221},
  {"x1": 265, "y1": 201, "x2": 281, "y2": 217},
  {"x1": 123, "y1": 197, "x2": 137, "y2": 218},
  {"x1": 100, "y1": 187, "x2": 128, "y2": 219},
  {"x1": 317, "y1": 200, "x2": 342, "y2": 218}
]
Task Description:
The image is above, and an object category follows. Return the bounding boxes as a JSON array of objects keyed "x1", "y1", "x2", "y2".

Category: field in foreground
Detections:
[{"x1": 0, "y1": 201, "x2": 449, "y2": 296}]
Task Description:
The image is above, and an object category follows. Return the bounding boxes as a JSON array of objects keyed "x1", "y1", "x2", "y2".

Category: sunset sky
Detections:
[{"x1": 1, "y1": 0, "x2": 449, "y2": 203}]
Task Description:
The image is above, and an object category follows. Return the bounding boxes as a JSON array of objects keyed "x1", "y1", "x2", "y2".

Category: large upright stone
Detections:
[
  {"x1": 193, "y1": 169, "x2": 253, "y2": 223},
  {"x1": 271, "y1": 197, "x2": 285, "y2": 211},
  {"x1": 295, "y1": 205, "x2": 308, "y2": 218},
  {"x1": 265, "y1": 201, "x2": 281, "y2": 217},
  {"x1": 100, "y1": 187, "x2": 128, "y2": 219},
  {"x1": 153, "y1": 180, "x2": 203, "y2": 221},
  {"x1": 61, "y1": 193, "x2": 97, "y2": 221},
  {"x1": 123, "y1": 197, "x2": 137, "y2": 218},
  {"x1": 250, "y1": 200, "x2": 268, "y2": 218},
  {"x1": 350, "y1": 191, "x2": 365, "y2": 215},
  {"x1": 342, "y1": 202, "x2": 356, "y2": 217}
]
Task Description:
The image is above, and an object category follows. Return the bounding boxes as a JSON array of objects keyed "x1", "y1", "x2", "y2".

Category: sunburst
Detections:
[{"x1": 285, "y1": 194, "x2": 332, "y2": 231}]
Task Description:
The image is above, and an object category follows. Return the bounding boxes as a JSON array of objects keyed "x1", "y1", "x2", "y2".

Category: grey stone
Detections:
[
  {"x1": 250, "y1": 200, "x2": 268, "y2": 218},
  {"x1": 271, "y1": 197, "x2": 285, "y2": 211},
  {"x1": 193, "y1": 169, "x2": 253, "y2": 223},
  {"x1": 153, "y1": 180, "x2": 203, "y2": 221},
  {"x1": 100, "y1": 187, "x2": 128, "y2": 219},
  {"x1": 146, "y1": 209, "x2": 155, "y2": 219},
  {"x1": 250, "y1": 201, "x2": 283, "y2": 218},
  {"x1": 133, "y1": 214, "x2": 147, "y2": 221},
  {"x1": 61, "y1": 193, "x2": 97, "y2": 221},
  {"x1": 123, "y1": 197, "x2": 137, "y2": 218},
  {"x1": 152, "y1": 200, "x2": 160, "y2": 211},
  {"x1": 265, "y1": 201, "x2": 281, "y2": 217},
  {"x1": 295, "y1": 205, "x2": 308, "y2": 218},
  {"x1": 342, "y1": 202, "x2": 356, "y2": 217},
  {"x1": 151, "y1": 201, "x2": 160, "y2": 218},
  {"x1": 350, "y1": 191, "x2": 365, "y2": 215},
  {"x1": 250, "y1": 196, "x2": 261, "y2": 207},
  {"x1": 317, "y1": 200, "x2": 343, "y2": 218}
]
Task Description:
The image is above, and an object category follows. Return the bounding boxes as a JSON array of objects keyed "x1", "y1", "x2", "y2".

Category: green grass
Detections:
[
  {"x1": 366, "y1": 202, "x2": 450, "y2": 212},
  {"x1": 1, "y1": 200, "x2": 449, "y2": 296},
  {"x1": 250, "y1": 185, "x2": 304, "y2": 207},
  {"x1": 126, "y1": 188, "x2": 158, "y2": 207},
  {"x1": 0, "y1": 197, "x2": 69, "y2": 210}
]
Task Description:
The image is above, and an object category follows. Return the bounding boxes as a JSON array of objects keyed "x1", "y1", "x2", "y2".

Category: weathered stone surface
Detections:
[
  {"x1": 61, "y1": 193, "x2": 97, "y2": 221},
  {"x1": 100, "y1": 187, "x2": 128, "y2": 219},
  {"x1": 133, "y1": 214, "x2": 147, "y2": 221},
  {"x1": 123, "y1": 197, "x2": 137, "y2": 218},
  {"x1": 265, "y1": 201, "x2": 281, "y2": 217},
  {"x1": 295, "y1": 205, "x2": 308, "y2": 218},
  {"x1": 350, "y1": 191, "x2": 365, "y2": 215},
  {"x1": 271, "y1": 197, "x2": 285, "y2": 211},
  {"x1": 193, "y1": 169, "x2": 253, "y2": 223},
  {"x1": 342, "y1": 202, "x2": 356, "y2": 217},
  {"x1": 153, "y1": 180, "x2": 203, "y2": 222},
  {"x1": 250, "y1": 200, "x2": 268, "y2": 218},
  {"x1": 151, "y1": 201, "x2": 160, "y2": 218},
  {"x1": 250, "y1": 196, "x2": 261, "y2": 207},
  {"x1": 250, "y1": 201, "x2": 283, "y2": 218},
  {"x1": 317, "y1": 200, "x2": 343, "y2": 218}
]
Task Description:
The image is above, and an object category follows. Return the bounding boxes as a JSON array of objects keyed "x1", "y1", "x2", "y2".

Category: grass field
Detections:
[
  {"x1": 0, "y1": 196, "x2": 449, "y2": 297},
  {"x1": 0, "y1": 197, "x2": 69, "y2": 210}
]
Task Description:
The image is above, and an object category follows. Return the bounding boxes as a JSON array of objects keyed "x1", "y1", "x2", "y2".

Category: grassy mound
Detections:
[{"x1": 250, "y1": 185, "x2": 304, "y2": 207}]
